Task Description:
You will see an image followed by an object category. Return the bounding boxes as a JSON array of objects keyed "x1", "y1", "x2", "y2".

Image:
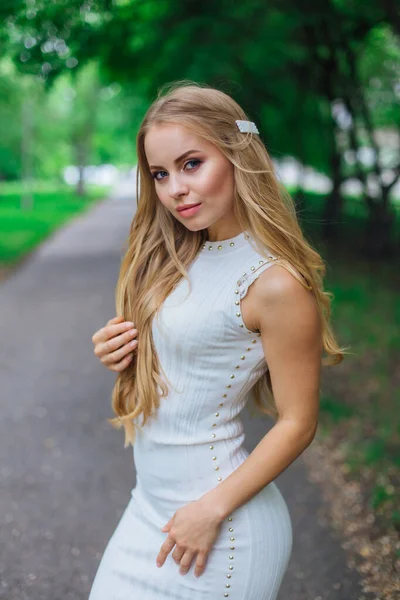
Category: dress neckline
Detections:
[{"x1": 200, "y1": 230, "x2": 253, "y2": 255}]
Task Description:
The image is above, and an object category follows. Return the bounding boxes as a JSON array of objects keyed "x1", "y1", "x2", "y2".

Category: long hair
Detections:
[{"x1": 109, "y1": 80, "x2": 347, "y2": 447}]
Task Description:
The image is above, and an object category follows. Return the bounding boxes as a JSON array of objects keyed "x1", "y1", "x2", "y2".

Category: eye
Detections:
[
  {"x1": 185, "y1": 159, "x2": 202, "y2": 170},
  {"x1": 151, "y1": 159, "x2": 202, "y2": 181},
  {"x1": 152, "y1": 170, "x2": 167, "y2": 181}
]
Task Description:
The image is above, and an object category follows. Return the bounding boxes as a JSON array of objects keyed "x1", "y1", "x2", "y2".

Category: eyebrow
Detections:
[{"x1": 149, "y1": 149, "x2": 202, "y2": 170}]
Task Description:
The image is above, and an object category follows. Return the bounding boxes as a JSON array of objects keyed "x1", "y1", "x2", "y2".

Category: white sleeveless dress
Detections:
[{"x1": 88, "y1": 230, "x2": 293, "y2": 600}]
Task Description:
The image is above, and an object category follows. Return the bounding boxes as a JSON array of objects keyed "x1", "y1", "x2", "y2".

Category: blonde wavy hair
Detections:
[{"x1": 110, "y1": 80, "x2": 347, "y2": 447}]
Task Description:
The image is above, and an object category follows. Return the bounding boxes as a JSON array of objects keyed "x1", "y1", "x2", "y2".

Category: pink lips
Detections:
[{"x1": 177, "y1": 203, "x2": 202, "y2": 218}]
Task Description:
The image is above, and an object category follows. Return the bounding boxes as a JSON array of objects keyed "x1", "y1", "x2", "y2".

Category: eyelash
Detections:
[{"x1": 151, "y1": 159, "x2": 202, "y2": 181}]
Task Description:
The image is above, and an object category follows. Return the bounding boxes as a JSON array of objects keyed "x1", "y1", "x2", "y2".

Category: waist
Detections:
[{"x1": 132, "y1": 433, "x2": 248, "y2": 499}]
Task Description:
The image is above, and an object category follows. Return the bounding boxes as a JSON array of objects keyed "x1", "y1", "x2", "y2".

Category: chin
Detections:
[{"x1": 181, "y1": 223, "x2": 205, "y2": 233}]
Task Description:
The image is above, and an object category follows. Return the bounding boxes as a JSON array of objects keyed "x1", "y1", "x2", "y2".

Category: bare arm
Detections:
[{"x1": 200, "y1": 265, "x2": 323, "y2": 520}]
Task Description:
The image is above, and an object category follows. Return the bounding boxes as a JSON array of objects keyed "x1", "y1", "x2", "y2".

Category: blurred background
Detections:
[{"x1": 0, "y1": 1, "x2": 399, "y2": 599}]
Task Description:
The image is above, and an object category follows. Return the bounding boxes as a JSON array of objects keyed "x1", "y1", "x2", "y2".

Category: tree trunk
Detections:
[
  {"x1": 363, "y1": 191, "x2": 395, "y2": 259},
  {"x1": 75, "y1": 141, "x2": 86, "y2": 197},
  {"x1": 323, "y1": 149, "x2": 342, "y2": 241}
]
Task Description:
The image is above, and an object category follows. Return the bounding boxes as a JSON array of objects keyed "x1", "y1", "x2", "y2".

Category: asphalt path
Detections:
[{"x1": 0, "y1": 181, "x2": 367, "y2": 600}]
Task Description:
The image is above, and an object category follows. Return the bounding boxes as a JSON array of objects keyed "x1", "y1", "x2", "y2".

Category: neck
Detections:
[{"x1": 205, "y1": 224, "x2": 244, "y2": 243}]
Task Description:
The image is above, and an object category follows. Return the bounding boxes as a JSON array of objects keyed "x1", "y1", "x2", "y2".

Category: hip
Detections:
[
  {"x1": 131, "y1": 474, "x2": 292, "y2": 548},
  {"x1": 89, "y1": 486, "x2": 292, "y2": 600}
]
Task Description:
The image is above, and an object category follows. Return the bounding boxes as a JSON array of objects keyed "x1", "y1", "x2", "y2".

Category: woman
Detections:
[{"x1": 89, "y1": 81, "x2": 344, "y2": 599}]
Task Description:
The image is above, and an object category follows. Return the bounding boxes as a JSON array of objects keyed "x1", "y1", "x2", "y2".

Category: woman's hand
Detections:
[
  {"x1": 92, "y1": 315, "x2": 138, "y2": 372},
  {"x1": 156, "y1": 497, "x2": 224, "y2": 578}
]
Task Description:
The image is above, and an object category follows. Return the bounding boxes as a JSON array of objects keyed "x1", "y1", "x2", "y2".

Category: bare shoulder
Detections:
[
  {"x1": 252, "y1": 263, "x2": 320, "y2": 333},
  {"x1": 254, "y1": 263, "x2": 311, "y2": 301}
]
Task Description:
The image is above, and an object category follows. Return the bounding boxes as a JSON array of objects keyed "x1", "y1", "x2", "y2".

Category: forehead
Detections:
[{"x1": 144, "y1": 123, "x2": 213, "y2": 164}]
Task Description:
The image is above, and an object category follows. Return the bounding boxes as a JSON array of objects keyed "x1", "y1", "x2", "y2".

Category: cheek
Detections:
[
  {"x1": 201, "y1": 163, "x2": 234, "y2": 199},
  {"x1": 155, "y1": 187, "x2": 170, "y2": 208}
]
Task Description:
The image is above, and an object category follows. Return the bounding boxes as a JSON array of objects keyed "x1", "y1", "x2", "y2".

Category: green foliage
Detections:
[
  {"x1": 0, "y1": 0, "x2": 399, "y2": 227},
  {"x1": 0, "y1": 57, "x2": 139, "y2": 181},
  {"x1": 358, "y1": 23, "x2": 400, "y2": 130},
  {"x1": 0, "y1": 59, "x2": 25, "y2": 179},
  {"x1": 0, "y1": 2, "x2": 384, "y2": 169}
]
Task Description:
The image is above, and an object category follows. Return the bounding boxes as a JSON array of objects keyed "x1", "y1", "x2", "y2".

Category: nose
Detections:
[{"x1": 168, "y1": 173, "x2": 189, "y2": 199}]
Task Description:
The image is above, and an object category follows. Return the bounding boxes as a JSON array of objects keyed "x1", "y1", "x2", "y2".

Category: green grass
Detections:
[{"x1": 0, "y1": 182, "x2": 111, "y2": 265}]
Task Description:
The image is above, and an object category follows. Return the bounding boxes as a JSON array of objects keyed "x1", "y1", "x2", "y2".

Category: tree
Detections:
[{"x1": 3, "y1": 0, "x2": 399, "y2": 253}]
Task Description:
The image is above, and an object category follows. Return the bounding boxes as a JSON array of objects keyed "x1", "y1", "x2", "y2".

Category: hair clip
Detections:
[{"x1": 235, "y1": 119, "x2": 259, "y2": 134}]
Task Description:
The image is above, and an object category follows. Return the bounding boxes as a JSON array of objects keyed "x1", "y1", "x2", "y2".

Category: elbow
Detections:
[
  {"x1": 304, "y1": 426, "x2": 317, "y2": 447},
  {"x1": 280, "y1": 417, "x2": 318, "y2": 446},
  {"x1": 303, "y1": 421, "x2": 318, "y2": 445}
]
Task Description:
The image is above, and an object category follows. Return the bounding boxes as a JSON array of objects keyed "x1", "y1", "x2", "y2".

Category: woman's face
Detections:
[{"x1": 144, "y1": 123, "x2": 240, "y2": 239}]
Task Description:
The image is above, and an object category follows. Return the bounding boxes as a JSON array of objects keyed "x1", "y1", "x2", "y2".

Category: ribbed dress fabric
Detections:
[{"x1": 88, "y1": 230, "x2": 293, "y2": 600}]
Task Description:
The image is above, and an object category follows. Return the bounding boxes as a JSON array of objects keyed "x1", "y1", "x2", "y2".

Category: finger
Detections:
[
  {"x1": 108, "y1": 353, "x2": 134, "y2": 372},
  {"x1": 92, "y1": 321, "x2": 135, "y2": 346},
  {"x1": 93, "y1": 317, "x2": 125, "y2": 342},
  {"x1": 172, "y1": 545, "x2": 186, "y2": 564},
  {"x1": 179, "y1": 550, "x2": 196, "y2": 575},
  {"x1": 98, "y1": 330, "x2": 138, "y2": 362},
  {"x1": 156, "y1": 536, "x2": 176, "y2": 567},
  {"x1": 107, "y1": 316, "x2": 124, "y2": 325},
  {"x1": 194, "y1": 552, "x2": 208, "y2": 578},
  {"x1": 101, "y1": 340, "x2": 138, "y2": 366}
]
